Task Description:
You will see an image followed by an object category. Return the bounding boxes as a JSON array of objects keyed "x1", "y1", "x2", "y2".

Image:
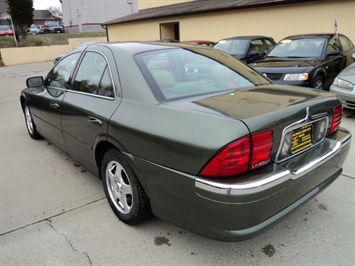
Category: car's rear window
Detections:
[{"x1": 136, "y1": 48, "x2": 270, "y2": 101}]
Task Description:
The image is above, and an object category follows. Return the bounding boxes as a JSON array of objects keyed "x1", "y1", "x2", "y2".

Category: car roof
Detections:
[
  {"x1": 281, "y1": 33, "x2": 337, "y2": 40},
  {"x1": 87, "y1": 41, "x2": 208, "y2": 55},
  {"x1": 218, "y1": 35, "x2": 274, "y2": 41}
]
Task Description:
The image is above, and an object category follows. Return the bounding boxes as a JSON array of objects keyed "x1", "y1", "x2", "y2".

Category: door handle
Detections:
[
  {"x1": 50, "y1": 102, "x2": 60, "y2": 109},
  {"x1": 88, "y1": 116, "x2": 103, "y2": 126}
]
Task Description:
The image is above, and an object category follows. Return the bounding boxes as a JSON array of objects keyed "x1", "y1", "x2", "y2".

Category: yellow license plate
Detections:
[{"x1": 290, "y1": 124, "x2": 313, "y2": 155}]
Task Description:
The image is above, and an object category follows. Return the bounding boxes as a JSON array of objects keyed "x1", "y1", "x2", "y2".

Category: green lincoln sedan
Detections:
[{"x1": 20, "y1": 42, "x2": 351, "y2": 241}]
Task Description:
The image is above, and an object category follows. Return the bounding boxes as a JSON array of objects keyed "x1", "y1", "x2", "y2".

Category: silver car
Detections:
[{"x1": 330, "y1": 53, "x2": 355, "y2": 110}]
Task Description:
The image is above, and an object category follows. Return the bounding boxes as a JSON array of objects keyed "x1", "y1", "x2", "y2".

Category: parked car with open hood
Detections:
[
  {"x1": 330, "y1": 53, "x2": 355, "y2": 110},
  {"x1": 20, "y1": 42, "x2": 351, "y2": 241},
  {"x1": 251, "y1": 33, "x2": 355, "y2": 90},
  {"x1": 214, "y1": 35, "x2": 276, "y2": 63}
]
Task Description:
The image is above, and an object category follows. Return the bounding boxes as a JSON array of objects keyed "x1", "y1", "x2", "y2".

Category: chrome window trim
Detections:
[
  {"x1": 71, "y1": 50, "x2": 117, "y2": 99},
  {"x1": 66, "y1": 89, "x2": 115, "y2": 100}
]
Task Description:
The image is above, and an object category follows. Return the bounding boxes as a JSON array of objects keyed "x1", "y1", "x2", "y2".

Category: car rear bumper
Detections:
[
  {"x1": 195, "y1": 127, "x2": 351, "y2": 196},
  {"x1": 130, "y1": 127, "x2": 351, "y2": 241},
  {"x1": 192, "y1": 127, "x2": 351, "y2": 241}
]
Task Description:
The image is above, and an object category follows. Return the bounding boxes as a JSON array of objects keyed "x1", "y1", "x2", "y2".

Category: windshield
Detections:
[
  {"x1": 268, "y1": 38, "x2": 326, "y2": 58},
  {"x1": 0, "y1": 25, "x2": 11, "y2": 30},
  {"x1": 136, "y1": 48, "x2": 270, "y2": 101},
  {"x1": 214, "y1": 39, "x2": 249, "y2": 55}
]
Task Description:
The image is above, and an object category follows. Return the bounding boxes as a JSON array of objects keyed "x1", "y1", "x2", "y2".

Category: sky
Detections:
[{"x1": 33, "y1": 0, "x2": 62, "y2": 10}]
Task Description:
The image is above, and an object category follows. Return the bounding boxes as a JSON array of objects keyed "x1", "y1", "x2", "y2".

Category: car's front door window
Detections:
[
  {"x1": 264, "y1": 39, "x2": 274, "y2": 51},
  {"x1": 328, "y1": 38, "x2": 342, "y2": 53},
  {"x1": 46, "y1": 52, "x2": 80, "y2": 89},
  {"x1": 248, "y1": 39, "x2": 264, "y2": 55}
]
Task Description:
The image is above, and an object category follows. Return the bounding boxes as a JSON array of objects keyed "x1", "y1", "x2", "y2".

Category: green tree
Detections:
[{"x1": 6, "y1": 0, "x2": 33, "y2": 40}]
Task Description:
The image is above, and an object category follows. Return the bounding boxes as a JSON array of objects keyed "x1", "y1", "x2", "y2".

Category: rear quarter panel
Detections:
[{"x1": 107, "y1": 99, "x2": 250, "y2": 175}]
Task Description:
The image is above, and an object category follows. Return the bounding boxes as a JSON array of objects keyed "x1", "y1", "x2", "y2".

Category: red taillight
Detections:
[
  {"x1": 199, "y1": 137, "x2": 250, "y2": 177},
  {"x1": 329, "y1": 104, "x2": 343, "y2": 134},
  {"x1": 250, "y1": 130, "x2": 273, "y2": 170},
  {"x1": 199, "y1": 130, "x2": 273, "y2": 178}
]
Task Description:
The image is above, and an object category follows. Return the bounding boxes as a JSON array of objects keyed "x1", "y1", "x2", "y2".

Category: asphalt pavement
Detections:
[{"x1": 0, "y1": 61, "x2": 354, "y2": 265}]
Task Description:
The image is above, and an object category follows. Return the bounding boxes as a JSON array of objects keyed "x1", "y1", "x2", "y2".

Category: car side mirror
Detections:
[
  {"x1": 26, "y1": 76, "x2": 43, "y2": 88},
  {"x1": 327, "y1": 50, "x2": 340, "y2": 57}
]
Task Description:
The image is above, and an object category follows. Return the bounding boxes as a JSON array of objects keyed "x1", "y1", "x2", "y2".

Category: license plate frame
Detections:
[{"x1": 290, "y1": 124, "x2": 313, "y2": 155}]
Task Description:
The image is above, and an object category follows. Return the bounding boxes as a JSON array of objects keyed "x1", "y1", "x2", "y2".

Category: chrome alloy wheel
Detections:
[
  {"x1": 105, "y1": 160, "x2": 133, "y2": 214},
  {"x1": 25, "y1": 105, "x2": 34, "y2": 134}
]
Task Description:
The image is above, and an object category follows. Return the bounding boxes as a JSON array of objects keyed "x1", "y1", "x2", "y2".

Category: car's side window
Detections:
[
  {"x1": 46, "y1": 52, "x2": 80, "y2": 89},
  {"x1": 248, "y1": 39, "x2": 264, "y2": 55},
  {"x1": 327, "y1": 38, "x2": 342, "y2": 53},
  {"x1": 98, "y1": 66, "x2": 114, "y2": 97},
  {"x1": 72, "y1": 51, "x2": 111, "y2": 96},
  {"x1": 338, "y1": 36, "x2": 351, "y2": 51},
  {"x1": 264, "y1": 39, "x2": 274, "y2": 51}
]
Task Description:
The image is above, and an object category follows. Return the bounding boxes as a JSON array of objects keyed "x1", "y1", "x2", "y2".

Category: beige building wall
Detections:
[
  {"x1": 139, "y1": 0, "x2": 190, "y2": 10},
  {"x1": 0, "y1": 37, "x2": 107, "y2": 66},
  {"x1": 108, "y1": 0, "x2": 355, "y2": 44}
]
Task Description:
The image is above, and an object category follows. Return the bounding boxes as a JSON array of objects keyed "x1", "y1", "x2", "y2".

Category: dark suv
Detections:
[
  {"x1": 44, "y1": 21, "x2": 65, "y2": 34},
  {"x1": 251, "y1": 33, "x2": 355, "y2": 90}
]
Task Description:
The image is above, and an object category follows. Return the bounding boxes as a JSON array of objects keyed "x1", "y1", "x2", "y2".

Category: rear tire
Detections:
[
  {"x1": 101, "y1": 148, "x2": 151, "y2": 224},
  {"x1": 23, "y1": 104, "x2": 42, "y2": 140}
]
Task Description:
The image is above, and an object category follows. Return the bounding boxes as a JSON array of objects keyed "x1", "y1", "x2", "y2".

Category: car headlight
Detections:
[
  {"x1": 283, "y1": 73, "x2": 308, "y2": 81},
  {"x1": 333, "y1": 77, "x2": 354, "y2": 90}
]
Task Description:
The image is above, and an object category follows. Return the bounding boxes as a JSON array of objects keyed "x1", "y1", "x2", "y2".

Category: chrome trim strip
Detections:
[
  {"x1": 196, "y1": 169, "x2": 290, "y2": 196},
  {"x1": 195, "y1": 132, "x2": 351, "y2": 196},
  {"x1": 290, "y1": 141, "x2": 341, "y2": 176}
]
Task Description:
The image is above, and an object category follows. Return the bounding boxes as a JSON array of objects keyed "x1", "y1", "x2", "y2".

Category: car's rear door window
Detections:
[{"x1": 72, "y1": 51, "x2": 114, "y2": 97}]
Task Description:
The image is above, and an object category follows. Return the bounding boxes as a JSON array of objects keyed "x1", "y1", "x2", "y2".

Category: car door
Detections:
[
  {"x1": 61, "y1": 49, "x2": 121, "y2": 174},
  {"x1": 30, "y1": 52, "x2": 81, "y2": 151},
  {"x1": 338, "y1": 35, "x2": 355, "y2": 67},
  {"x1": 323, "y1": 37, "x2": 345, "y2": 86}
]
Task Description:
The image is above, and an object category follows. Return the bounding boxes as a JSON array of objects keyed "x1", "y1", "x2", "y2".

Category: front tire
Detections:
[
  {"x1": 312, "y1": 75, "x2": 324, "y2": 90},
  {"x1": 101, "y1": 149, "x2": 151, "y2": 224},
  {"x1": 23, "y1": 104, "x2": 42, "y2": 140}
]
